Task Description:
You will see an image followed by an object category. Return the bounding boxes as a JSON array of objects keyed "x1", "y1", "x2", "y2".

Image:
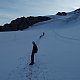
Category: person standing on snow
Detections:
[
  {"x1": 29, "y1": 41, "x2": 38, "y2": 65},
  {"x1": 39, "y1": 32, "x2": 45, "y2": 39}
]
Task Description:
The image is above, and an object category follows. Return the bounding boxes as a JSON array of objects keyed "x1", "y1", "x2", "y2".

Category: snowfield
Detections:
[{"x1": 0, "y1": 10, "x2": 80, "y2": 80}]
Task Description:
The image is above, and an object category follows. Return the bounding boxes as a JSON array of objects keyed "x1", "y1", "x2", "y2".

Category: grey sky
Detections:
[{"x1": 0, "y1": 0, "x2": 80, "y2": 25}]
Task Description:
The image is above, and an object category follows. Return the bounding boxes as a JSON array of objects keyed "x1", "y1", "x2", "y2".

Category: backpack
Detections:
[{"x1": 33, "y1": 44, "x2": 38, "y2": 53}]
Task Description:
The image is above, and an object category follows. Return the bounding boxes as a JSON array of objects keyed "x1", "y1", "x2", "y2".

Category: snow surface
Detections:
[{"x1": 0, "y1": 11, "x2": 80, "y2": 80}]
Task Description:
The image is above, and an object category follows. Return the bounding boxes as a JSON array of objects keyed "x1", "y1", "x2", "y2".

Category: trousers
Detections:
[{"x1": 31, "y1": 52, "x2": 35, "y2": 64}]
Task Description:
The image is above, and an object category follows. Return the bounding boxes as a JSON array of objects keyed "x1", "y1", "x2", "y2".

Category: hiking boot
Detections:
[{"x1": 29, "y1": 62, "x2": 34, "y2": 65}]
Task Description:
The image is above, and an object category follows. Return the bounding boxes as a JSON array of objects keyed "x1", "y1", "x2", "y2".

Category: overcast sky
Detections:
[{"x1": 0, "y1": 0, "x2": 80, "y2": 25}]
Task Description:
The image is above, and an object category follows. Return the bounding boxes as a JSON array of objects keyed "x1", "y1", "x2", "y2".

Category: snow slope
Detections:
[{"x1": 0, "y1": 10, "x2": 80, "y2": 80}]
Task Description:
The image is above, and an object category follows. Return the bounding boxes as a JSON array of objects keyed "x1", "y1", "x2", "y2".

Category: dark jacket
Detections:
[{"x1": 32, "y1": 43, "x2": 38, "y2": 53}]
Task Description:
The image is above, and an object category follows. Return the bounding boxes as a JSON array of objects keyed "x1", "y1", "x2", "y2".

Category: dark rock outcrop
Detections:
[
  {"x1": 56, "y1": 12, "x2": 67, "y2": 16},
  {"x1": 0, "y1": 16, "x2": 51, "y2": 32},
  {"x1": 74, "y1": 8, "x2": 80, "y2": 13}
]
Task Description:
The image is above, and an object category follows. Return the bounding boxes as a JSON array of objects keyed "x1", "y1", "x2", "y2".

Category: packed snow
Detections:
[{"x1": 0, "y1": 10, "x2": 80, "y2": 80}]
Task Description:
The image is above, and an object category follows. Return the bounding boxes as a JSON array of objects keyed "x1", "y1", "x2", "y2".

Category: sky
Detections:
[{"x1": 0, "y1": 0, "x2": 80, "y2": 25}]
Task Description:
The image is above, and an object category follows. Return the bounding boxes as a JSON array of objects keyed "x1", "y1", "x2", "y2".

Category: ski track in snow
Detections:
[
  {"x1": 7, "y1": 52, "x2": 49, "y2": 80},
  {"x1": 52, "y1": 29, "x2": 80, "y2": 42},
  {"x1": 7, "y1": 33, "x2": 49, "y2": 80}
]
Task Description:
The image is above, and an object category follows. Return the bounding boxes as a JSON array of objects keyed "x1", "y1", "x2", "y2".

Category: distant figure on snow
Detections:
[
  {"x1": 39, "y1": 32, "x2": 45, "y2": 39},
  {"x1": 29, "y1": 41, "x2": 38, "y2": 65}
]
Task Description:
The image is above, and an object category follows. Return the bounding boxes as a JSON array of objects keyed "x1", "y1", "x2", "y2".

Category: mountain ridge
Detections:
[{"x1": 0, "y1": 8, "x2": 80, "y2": 32}]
